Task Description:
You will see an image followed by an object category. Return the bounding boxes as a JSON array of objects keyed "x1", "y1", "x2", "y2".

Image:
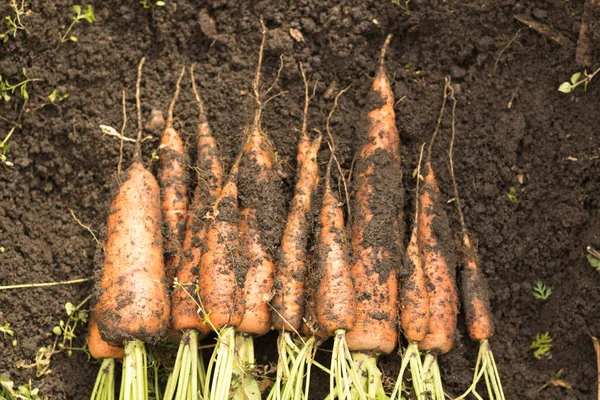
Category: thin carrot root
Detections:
[
  {"x1": 90, "y1": 358, "x2": 117, "y2": 400},
  {"x1": 231, "y1": 333, "x2": 262, "y2": 400},
  {"x1": 119, "y1": 340, "x2": 149, "y2": 400},
  {"x1": 454, "y1": 340, "x2": 505, "y2": 400},
  {"x1": 203, "y1": 326, "x2": 237, "y2": 400},
  {"x1": 163, "y1": 330, "x2": 206, "y2": 400},
  {"x1": 390, "y1": 343, "x2": 426, "y2": 400},
  {"x1": 421, "y1": 353, "x2": 445, "y2": 400}
]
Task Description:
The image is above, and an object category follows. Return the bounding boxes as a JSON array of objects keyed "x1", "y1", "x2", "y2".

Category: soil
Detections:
[{"x1": 0, "y1": 0, "x2": 599, "y2": 399}]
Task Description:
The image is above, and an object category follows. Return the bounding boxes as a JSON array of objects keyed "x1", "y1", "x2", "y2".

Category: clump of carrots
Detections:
[{"x1": 86, "y1": 26, "x2": 505, "y2": 400}]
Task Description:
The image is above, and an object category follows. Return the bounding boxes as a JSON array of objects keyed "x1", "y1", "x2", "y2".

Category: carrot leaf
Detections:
[
  {"x1": 532, "y1": 281, "x2": 552, "y2": 301},
  {"x1": 530, "y1": 332, "x2": 552, "y2": 359}
]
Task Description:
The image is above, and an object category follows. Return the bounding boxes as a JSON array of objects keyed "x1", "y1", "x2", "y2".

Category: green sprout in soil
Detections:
[
  {"x1": 139, "y1": 0, "x2": 165, "y2": 8},
  {"x1": 0, "y1": 322, "x2": 17, "y2": 346},
  {"x1": 0, "y1": 0, "x2": 29, "y2": 43},
  {"x1": 530, "y1": 332, "x2": 552, "y2": 359},
  {"x1": 587, "y1": 246, "x2": 600, "y2": 273},
  {"x1": 58, "y1": 5, "x2": 95, "y2": 45},
  {"x1": 47, "y1": 88, "x2": 68, "y2": 104},
  {"x1": 533, "y1": 281, "x2": 552, "y2": 301},
  {"x1": 0, "y1": 69, "x2": 37, "y2": 106},
  {"x1": 0, "y1": 377, "x2": 44, "y2": 400},
  {"x1": 506, "y1": 187, "x2": 518, "y2": 203},
  {"x1": 1, "y1": 127, "x2": 16, "y2": 167},
  {"x1": 558, "y1": 67, "x2": 600, "y2": 94},
  {"x1": 16, "y1": 295, "x2": 91, "y2": 377}
]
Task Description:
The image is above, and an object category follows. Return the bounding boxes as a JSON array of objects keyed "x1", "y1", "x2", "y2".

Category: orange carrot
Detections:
[
  {"x1": 271, "y1": 135, "x2": 321, "y2": 331},
  {"x1": 415, "y1": 77, "x2": 459, "y2": 400},
  {"x1": 158, "y1": 67, "x2": 189, "y2": 281},
  {"x1": 93, "y1": 58, "x2": 169, "y2": 399},
  {"x1": 417, "y1": 79, "x2": 459, "y2": 356},
  {"x1": 88, "y1": 315, "x2": 124, "y2": 360},
  {"x1": 169, "y1": 70, "x2": 222, "y2": 343},
  {"x1": 346, "y1": 35, "x2": 402, "y2": 356},
  {"x1": 315, "y1": 166, "x2": 355, "y2": 336},
  {"x1": 198, "y1": 156, "x2": 245, "y2": 330}
]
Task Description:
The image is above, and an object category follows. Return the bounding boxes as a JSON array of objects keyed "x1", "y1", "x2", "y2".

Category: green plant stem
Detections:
[
  {"x1": 390, "y1": 342, "x2": 427, "y2": 400},
  {"x1": 455, "y1": 340, "x2": 505, "y2": 400},
  {"x1": 204, "y1": 326, "x2": 236, "y2": 400},
  {"x1": 90, "y1": 358, "x2": 116, "y2": 400},
  {"x1": 422, "y1": 352, "x2": 445, "y2": 400},
  {"x1": 120, "y1": 340, "x2": 148, "y2": 400},
  {"x1": 0, "y1": 277, "x2": 91, "y2": 291},
  {"x1": 232, "y1": 333, "x2": 261, "y2": 400}
]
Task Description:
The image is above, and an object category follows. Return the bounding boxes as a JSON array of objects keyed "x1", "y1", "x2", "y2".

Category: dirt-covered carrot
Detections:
[
  {"x1": 158, "y1": 66, "x2": 189, "y2": 281},
  {"x1": 316, "y1": 138, "x2": 363, "y2": 400},
  {"x1": 94, "y1": 58, "x2": 170, "y2": 400},
  {"x1": 416, "y1": 77, "x2": 459, "y2": 400},
  {"x1": 268, "y1": 64, "x2": 322, "y2": 400},
  {"x1": 164, "y1": 65, "x2": 222, "y2": 400},
  {"x1": 346, "y1": 34, "x2": 403, "y2": 399},
  {"x1": 89, "y1": 312, "x2": 123, "y2": 400},
  {"x1": 391, "y1": 144, "x2": 429, "y2": 400},
  {"x1": 271, "y1": 64, "x2": 320, "y2": 333},
  {"x1": 447, "y1": 86, "x2": 505, "y2": 400},
  {"x1": 199, "y1": 153, "x2": 246, "y2": 400}
]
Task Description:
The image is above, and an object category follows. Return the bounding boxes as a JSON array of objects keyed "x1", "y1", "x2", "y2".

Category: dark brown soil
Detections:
[{"x1": 1, "y1": 0, "x2": 599, "y2": 399}]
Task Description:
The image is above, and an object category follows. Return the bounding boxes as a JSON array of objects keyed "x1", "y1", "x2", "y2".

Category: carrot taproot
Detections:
[
  {"x1": 417, "y1": 79, "x2": 459, "y2": 356},
  {"x1": 236, "y1": 23, "x2": 287, "y2": 336},
  {"x1": 94, "y1": 57, "x2": 169, "y2": 400},
  {"x1": 158, "y1": 66, "x2": 189, "y2": 281},
  {"x1": 198, "y1": 155, "x2": 245, "y2": 331},
  {"x1": 415, "y1": 77, "x2": 459, "y2": 400},
  {"x1": 268, "y1": 64, "x2": 322, "y2": 400},
  {"x1": 447, "y1": 85, "x2": 505, "y2": 400},
  {"x1": 315, "y1": 154, "x2": 355, "y2": 337},
  {"x1": 163, "y1": 65, "x2": 221, "y2": 400},
  {"x1": 391, "y1": 143, "x2": 429, "y2": 400},
  {"x1": 169, "y1": 65, "x2": 223, "y2": 337},
  {"x1": 346, "y1": 34, "x2": 402, "y2": 356},
  {"x1": 271, "y1": 69, "x2": 321, "y2": 333}
]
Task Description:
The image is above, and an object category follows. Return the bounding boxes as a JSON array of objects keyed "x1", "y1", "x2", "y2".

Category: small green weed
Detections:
[
  {"x1": 507, "y1": 186, "x2": 518, "y2": 203},
  {"x1": 533, "y1": 281, "x2": 552, "y2": 300},
  {"x1": 0, "y1": 69, "x2": 36, "y2": 106},
  {"x1": 558, "y1": 67, "x2": 600, "y2": 94},
  {"x1": 0, "y1": 377, "x2": 44, "y2": 400},
  {"x1": 587, "y1": 246, "x2": 600, "y2": 273},
  {"x1": 530, "y1": 332, "x2": 552, "y2": 359},
  {"x1": 0, "y1": 322, "x2": 17, "y2": 346},
  {"x1": 0, "y1": 0, "x2": 29, "y2": 43},
  {"x1": 58, "y1": 5, "x2": 95, "y2": 45},
  {"x1": 1, "y1": 127, "x2": 15, "y2": 167},
  {"x1": 47, "y1": 88, "x2": 68, "y2": 104},
  {"x1": 17, "y1": 296, "x2": 91, "y2": 377}
]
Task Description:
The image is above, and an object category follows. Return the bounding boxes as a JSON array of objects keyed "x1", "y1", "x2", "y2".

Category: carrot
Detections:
[
  {"x1": 447, "y1": 86, "x2": 505, "y2": 400},
  {"x1": 158, "y1": 67, "x2": 189, "y2": 282},
  {"x1": 199, "y1": 152, "x2": 247, "y2": 400},
  {"x1": 164, "y1": 65, "x2": 221, "y2": 400},
  {"x1": 346, "y1": 34, "x2": 402, "y2": 357},
  {"x1": 268, "y1": 63, "x2": 322, "y2": 400},
  {"x1": 89, "y1": 315, "x2": 124, "y2": 361},
  {"x1": 415, "y1": 77, "x2": 459, "y2": 400},
  {"x1": 391, "y1": 144, "x2": 429, "y2": 400},
  {"x1": 315, "y1": 108, "x2": 363, "y2": 400},
  {"x1": 94, "y1": 58, "x2": 170, "y2": 400},
  {"x1": 271, "y1": 66, "x2": 321, "y2": 333}
]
